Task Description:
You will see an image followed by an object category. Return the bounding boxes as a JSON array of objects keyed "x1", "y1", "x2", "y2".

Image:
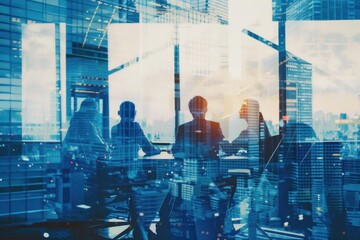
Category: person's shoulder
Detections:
[
  {"x1": 133, "y1": 122, "x2": 144, "y2": 132},
  {"x1": 178, "y1": 122, "x2": 190, "y2": 130},
  {"x1": 133, "y1": 121, "x2": 141, "y2": 128},
  {"x1": 207, "y1": 120, "x2": 220, "y2": 127},
  {"x1": 111, "y1": 124, "x2": 118, "y2": 132}
]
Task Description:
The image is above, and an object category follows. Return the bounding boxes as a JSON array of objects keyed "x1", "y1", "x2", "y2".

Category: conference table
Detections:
[{"x1": 96, "y1": 151, "x2": 248, "y2": 239}]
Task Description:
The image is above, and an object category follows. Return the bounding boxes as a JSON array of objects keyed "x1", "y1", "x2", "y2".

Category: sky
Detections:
[{"x1": 286, "y1": 21, "x2": 360, "y2": 118}]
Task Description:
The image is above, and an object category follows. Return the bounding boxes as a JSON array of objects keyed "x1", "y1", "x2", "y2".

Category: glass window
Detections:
[
  {"x1": 0, "y1": 5, "x2": 10, "y2": 14},
  {"x1": 108, "y1": 24, "x2": 175, "y2": 143},
  {"x1": 10, "y1": 7, "x2": 25, "y2": 17},
  {"x1": 0, "y1": 1, "x2": 359, "y2": 239},
  {"x1": 27, "y1": 1, "x2": 43, "y2": 11}
]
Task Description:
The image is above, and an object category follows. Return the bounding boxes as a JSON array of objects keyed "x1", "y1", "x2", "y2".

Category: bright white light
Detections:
[{"x1": 76, "y1": 204, "x2": 91, "y2": 209}]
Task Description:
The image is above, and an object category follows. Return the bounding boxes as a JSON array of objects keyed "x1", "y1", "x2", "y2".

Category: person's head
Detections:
[
  {"x1": 79, "y1": 98, "x2": 99, "y2": 112},
  {"x1": 118, "y1": 101, "x2": 136, "y2": 121},
  {"x1": 188, "y1": 96, "x2": 207, "y2": 119},
  {"x1": 77, "y1": 98, "x2": 99, "y2": 122}
]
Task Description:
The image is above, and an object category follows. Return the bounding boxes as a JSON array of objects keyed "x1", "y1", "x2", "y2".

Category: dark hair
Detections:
[
  {"x1": 188, "y1": 96, "x2": 207, "y2": 114},
  {"x1": 79, "y1": 98, "x2": 98, "y2": 112},
  {"x1": 119, "y1": 101, "x2": 136, "y2": 118}
]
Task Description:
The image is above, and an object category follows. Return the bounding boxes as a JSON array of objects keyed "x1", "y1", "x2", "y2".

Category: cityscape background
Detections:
[{"x1": 0, "y1": 0, "x2": 359, "y2": 239}]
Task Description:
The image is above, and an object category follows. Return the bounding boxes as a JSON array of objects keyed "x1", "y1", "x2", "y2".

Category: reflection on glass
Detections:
[{"x1": 0, "y1": 1, "x2": 359, "y2": 240}]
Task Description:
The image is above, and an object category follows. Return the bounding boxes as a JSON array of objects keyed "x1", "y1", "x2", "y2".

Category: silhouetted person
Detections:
[
  {"x1": 172, "y1": 96, "x2": 231, "y2": 159},
  {"x1": 63, "y1": 98, "x2": 108, "y2": 167},
  {"x1": 63, "y1": 98, "x2": 108, "y2": 208},
  {"x1": 111, "y1": 101, "x2": 160, "y2": 157},
  {"x1": 231, "y1": 99, "x2": 270, "y2": 156},
  {"x1": 111, "y1": 101, "x2": 161, "y2": 236}
]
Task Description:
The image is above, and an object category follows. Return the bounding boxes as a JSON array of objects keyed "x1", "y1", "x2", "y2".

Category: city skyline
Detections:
[{"x1": 0, "y1": 0, "x2": 359, "y2": 239}]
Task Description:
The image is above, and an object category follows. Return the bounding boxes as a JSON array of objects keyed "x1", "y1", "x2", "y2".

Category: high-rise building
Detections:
[
  {"x1": 182, "y1": 158, "x2": 218, "y2": 182},
  {"x1": 282, "y1": 123, "x2": 318, "y2": 228},
  {"x1": 0, "y1": 0, "x2": 67, "y2": 225},
  {"x1": 342, "y1": 140, "x2": 360, "y2": 239},
  {"x1": 273, "y1": 0, "x2": 360, "y2": 21},
  {"x1": 285, "y1": 54, "x2": 313, "y2": 126},
  {"x1": 323, "y1": 141, "x2": 345, "y2": 239},
  {"x1": 132, "y1": 185, "x2": 168, "y2": 232},
  {"x1": 0, "y1": 0, "x2": 132, "y2": 225},
  {"x1": 0, "y1": 142, "x2": 48, "y2": 224}
]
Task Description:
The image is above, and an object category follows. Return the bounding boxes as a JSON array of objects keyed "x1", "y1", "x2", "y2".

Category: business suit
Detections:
[{"x1": 172, "y1": 118, "x2": 225, "y2": 159}]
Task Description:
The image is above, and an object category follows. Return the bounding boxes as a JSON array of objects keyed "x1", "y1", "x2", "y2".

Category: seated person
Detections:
[
  {"x1": 231, "y1": 99, "x2": 271, "y2": 156},
  {"x1": 111, "y1": 101, "x2": 161, "y2": 158},
  {"x1": 63, "y1": 98, "x2": 109, "y2": 208},
  {"x1": 63, "y1": 98, "x2": 109, "y2": 168},
  {"x1": 172, "y1": 96, "x2": 232, "y2": 159}
]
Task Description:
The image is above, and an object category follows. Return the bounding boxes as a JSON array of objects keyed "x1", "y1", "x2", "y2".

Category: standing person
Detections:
[{"x1": 172, "y1": 95, "x2": 232, "y2": 159}]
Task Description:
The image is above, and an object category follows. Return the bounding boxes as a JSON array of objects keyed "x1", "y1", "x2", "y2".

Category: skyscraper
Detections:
[
  {"x1": 285, "y1": 54, "x2": 313, "y2": 126},
  {"x1": 273, "y1": 0, "x2": 360, "y2": 21},
  {"x1": 323, "y1": 141, "x2": 345, "y2": 239},
  {"x1": 0, "y1": 0, "x2": 132, "y2": 225}
]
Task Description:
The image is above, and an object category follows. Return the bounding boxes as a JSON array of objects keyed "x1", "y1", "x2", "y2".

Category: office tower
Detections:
[
  {"x1": 273, "y1": 0, "x2": 360, "y2": 21},
  {"x1": 183, "y1": 158, "x2": 202, "y2": 182},
  {"x1": 132, "y1": 185, "x2": 168, "y2": 233},
  {"x1": 338, "y1": 113, "x2": 349, "y2": 139},
  {"x1": 285, "y1": 54, "x2": 313, "y2": 126},
  {"x1": 339, "y1": 113, "x2": 349, "y2": 131},
  {"x1": 0, "y1": 0, "x2": 67, "y2": 224},
  {"x1": 181, "y1": 183, "x2": 195, "y2": 201},
  {"x1": 183, "y1": 158, "x2": 218, "y2": 182},
  {"x1": 137, "y1": 0, "x2": 227, "y2": 24},
  {"x1": 230, "y1": 169, "x2": 252, "y2": 219},
  {"x1": 290, "y1": 0, "x2": 360, "y2": 20},
  {"x1": 256, "y1": 173, "x2": 278, "y2": 226},
  {"x1": 0, "y1": 0, "x2": 131, "y2": 141},
  {"x1": 342, "y1": 140, "x2": 360, "y2": 239},
  {"x1": 282, "y1": 123, "x2": 318, "y2": 229},
  {"x1": 343, "y1": 182, "x2": 360, "y2": 239},
  {"x1": 0, "y1": 0, "x2": 133, "y2": 225},
  {"x1": 190, "y1": 0, "x2": 228, "y2": 23},
  {"x1": 323, "y1": 141, "x2": 345, "y2": 239},
  {"x1": 310, "y1": 142, "x2": 329, "y2": 240},
  {"x1": 0, "y1": 142, "x2": 47, "y2": 224}
]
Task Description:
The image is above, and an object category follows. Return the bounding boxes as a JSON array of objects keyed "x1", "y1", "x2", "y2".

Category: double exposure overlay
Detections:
[{"x1": 0, "y1": 1, "x2": 359, "y2": 239}]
